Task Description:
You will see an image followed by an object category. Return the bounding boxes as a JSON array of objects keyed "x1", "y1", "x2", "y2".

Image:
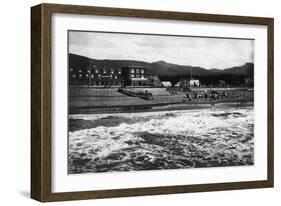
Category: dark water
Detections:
[{"x1": 68, "y1": 107, "x2": 254, "y2": 174}]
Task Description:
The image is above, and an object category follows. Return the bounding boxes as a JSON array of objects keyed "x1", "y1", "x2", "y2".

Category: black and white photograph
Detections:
[{"x1": 67, "y1": 30, "x2": 254, "y2": 174}]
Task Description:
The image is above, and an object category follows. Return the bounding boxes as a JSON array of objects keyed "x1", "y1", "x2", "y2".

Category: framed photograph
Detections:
[{"x1": 31, "y1": 3, "x2": 274, "y2": 202}]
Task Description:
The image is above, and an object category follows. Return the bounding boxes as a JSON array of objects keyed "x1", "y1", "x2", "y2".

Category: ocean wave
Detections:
[{"x1": 69, "y1": 107, "x2": 254, "y2": 173}]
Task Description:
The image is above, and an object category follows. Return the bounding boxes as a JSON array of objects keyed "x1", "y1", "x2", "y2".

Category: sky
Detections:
[{"x1": 69, "y1": 31, "x2": 254, "y2": 70}]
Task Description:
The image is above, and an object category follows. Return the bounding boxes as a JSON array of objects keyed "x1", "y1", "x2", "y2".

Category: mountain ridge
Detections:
[{"x1": 69, "y1": 53, "x2": 254, "y2": 78}]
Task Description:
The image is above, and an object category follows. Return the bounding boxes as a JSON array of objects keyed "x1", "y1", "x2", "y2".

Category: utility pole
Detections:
[
  {"x1": 88, "y1": 67, "x2": 91, "y2": 88},
  {"x1": 89, "y1": 65, "x2": 94, "y2": 88}
]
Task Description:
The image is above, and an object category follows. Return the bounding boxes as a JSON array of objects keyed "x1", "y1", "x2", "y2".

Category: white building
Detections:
[
  {"x1": 161, "y1": 81, "x2": 172, "y2": 87},
  {"x1": 189, "y1": 79, "x2": 200, "y2": 87}
]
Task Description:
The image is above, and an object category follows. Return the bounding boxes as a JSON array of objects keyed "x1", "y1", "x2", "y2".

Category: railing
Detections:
[{"x1": 118, "y1": 88, "x2": 153, "y2": 100}]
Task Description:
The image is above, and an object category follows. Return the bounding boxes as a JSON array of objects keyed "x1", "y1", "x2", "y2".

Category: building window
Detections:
[
  {"x1": 91, "y1": 75, "x2": 94, "y2": 78},
  {"x1": 141, "y1": 69, "x2": 144, "y2": 74},
  {"x1": 72, "y1": 74, "x2": 76, "y2": 78},
  {"x1": 131, "y1": 69, "x2": 134, "y2": 73},
  {"x1": 95, "y1": 69, "x2": 98, "y2": 73},
  {"x1": 136, "y1": 69, "x2": 140, "y2": 73},
  {"x1": 78, "y1": 70, "x2": 82, "y2": 73},
  {"x1": 141, "y1": 75, "x2": 144, "y2": 78},
  {"x1": 131, "y1": 74, "x2": 135, "y2": 78},
  {"x1": 115, "y1": 76, "x2": 117, "y2": 79},
  {"x1": 111, "y1": 68, "x2": 114, "y2": 74},
  {"x1": 118, "y1": 68, "x2": 121, "y2": 74}
]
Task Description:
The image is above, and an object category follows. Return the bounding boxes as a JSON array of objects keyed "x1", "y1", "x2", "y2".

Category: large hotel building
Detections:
[
  {"x1": 69, "y1": 65, "x2": 150, "y2": 87},
  {"x1": 121, "y1": 66, "x2": 147, "y2": 86}
]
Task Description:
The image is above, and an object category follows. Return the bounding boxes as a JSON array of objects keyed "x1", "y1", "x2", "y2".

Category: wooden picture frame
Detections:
[{"x1": 31, "y1": 3, "x2": 274, "y2": 202}]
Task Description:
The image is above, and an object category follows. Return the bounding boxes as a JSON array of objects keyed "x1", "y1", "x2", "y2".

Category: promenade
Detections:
[{"x1": 69, "y1": 87, "x2": 254, "y2": 114}]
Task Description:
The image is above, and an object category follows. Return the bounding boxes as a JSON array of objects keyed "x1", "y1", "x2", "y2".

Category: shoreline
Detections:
[{"x1": 69, "y1": 101, "x2": 254, "y2": 115}]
